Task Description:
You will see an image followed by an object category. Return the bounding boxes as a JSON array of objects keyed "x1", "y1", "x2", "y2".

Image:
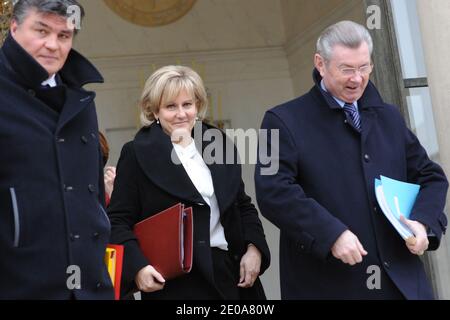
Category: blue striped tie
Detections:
[{"x1": 343, "y1": 103, "x2": 361, "y2": 132}]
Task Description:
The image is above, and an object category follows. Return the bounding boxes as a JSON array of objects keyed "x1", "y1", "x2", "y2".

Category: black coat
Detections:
[
  {"x1": 255, "y1": 69, "x2": 448, "y2": 299},
  {"x1": 108, "y1": 122, "x2": 270, "y2": 299},
  {"x1": 0, "y1": 35, "x2": 113, "y2": 299}
]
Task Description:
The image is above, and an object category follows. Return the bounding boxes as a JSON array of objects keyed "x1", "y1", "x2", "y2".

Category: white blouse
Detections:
[
  {"x1": 173, "y1": 140, "x2": 228, "y2": 250},
  {"x1": 41, "y1": 74, "x2": 57, "y2": 87}
]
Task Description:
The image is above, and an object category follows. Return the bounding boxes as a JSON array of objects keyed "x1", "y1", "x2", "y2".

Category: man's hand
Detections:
[
  {"x1": 400, "y1": 215, "x2": 429, "y2": 256},
  {"x1": 331, "y1": 230, "x2": 368, "y2": 265}
]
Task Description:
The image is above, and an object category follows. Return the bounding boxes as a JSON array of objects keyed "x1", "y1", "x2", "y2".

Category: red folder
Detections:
[{"x1": 133, "y1": 203, "x2": 193, "y2": 280}]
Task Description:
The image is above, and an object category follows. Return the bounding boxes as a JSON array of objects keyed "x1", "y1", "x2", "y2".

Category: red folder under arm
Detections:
[{"x1": 133, "y1": 203, "x2": 193, "y2": 280}]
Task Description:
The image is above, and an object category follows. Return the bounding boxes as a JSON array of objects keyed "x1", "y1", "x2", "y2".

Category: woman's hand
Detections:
[
  {"x1": 104, "y1": 166, "x2": 116, "y2": 198},
  {"x1": 238, "y1": 244, "x2": 261, "y2": 288},
  {"x1": 135, "y1": 265, "x2": 166, "y2": 293}
]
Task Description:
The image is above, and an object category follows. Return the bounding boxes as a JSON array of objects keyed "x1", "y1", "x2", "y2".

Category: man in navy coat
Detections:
[
  {"x1": 0, "y1": 0, "x2": 113, "y2": 299},
  {"x1": 255, "y1": 20, "x2": 448, "y2": 299}
]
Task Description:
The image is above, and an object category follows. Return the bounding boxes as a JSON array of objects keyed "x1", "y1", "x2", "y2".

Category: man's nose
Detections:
[
  {"x1": 44, "y1": 35, "x2": 59, "y2": 50},
  {"x1": 350, "y1": 72, "x2": 363, "y2": 82}
]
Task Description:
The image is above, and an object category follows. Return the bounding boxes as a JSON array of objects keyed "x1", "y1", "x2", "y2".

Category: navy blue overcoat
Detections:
[
  {"x1": 255, "y1": 69, "x2": 448, "y2": 299},
  {"x1": 0, "y1": 35, "x2": 113, "y2": 299}
]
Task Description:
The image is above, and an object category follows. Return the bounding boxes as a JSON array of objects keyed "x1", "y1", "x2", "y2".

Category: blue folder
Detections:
[{"x1": 374, "y1": 176, "x2": 420, "y2": 240}]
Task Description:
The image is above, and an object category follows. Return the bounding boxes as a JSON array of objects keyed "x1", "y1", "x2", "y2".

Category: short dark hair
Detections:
[{"x1": 13, "y1": 0, "x2": 85, "y2": 33}]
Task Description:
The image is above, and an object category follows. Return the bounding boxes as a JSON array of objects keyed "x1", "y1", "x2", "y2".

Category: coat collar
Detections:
[
  {"x1": 1, "y1": 33, "x2": 103, "y2": 89},
  {"x1": 133, "y1": 122, "x2": 241, "y2": 213},
  {"x1": 312, "y1": 68, "x2": 385, "y2": 111},
  {"x1": 312, "y1": 68, "x2": 383, "y2": 138}
]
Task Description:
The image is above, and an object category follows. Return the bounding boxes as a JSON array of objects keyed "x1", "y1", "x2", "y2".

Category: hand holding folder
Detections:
[
  {"x1": 133, "y1": 203, "x2": 193, "y2": 280},
  {"x1": 374, "y1": 175, "x2": 420, "y2": 244}
]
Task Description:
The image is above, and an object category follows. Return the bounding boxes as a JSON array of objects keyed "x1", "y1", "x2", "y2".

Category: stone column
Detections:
[{"x1": 417, "y1": 0, "x2": 450, "y2": 299}]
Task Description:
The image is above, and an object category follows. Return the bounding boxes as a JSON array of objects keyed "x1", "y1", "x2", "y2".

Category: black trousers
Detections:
[{"x1": 141, "y1": 247, "x2": 239, "y2": 300}]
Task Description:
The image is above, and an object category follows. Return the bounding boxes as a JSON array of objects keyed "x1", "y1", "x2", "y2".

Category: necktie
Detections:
[{"x1": 343, "y1": 103, "x2": 361, "y2": 132}]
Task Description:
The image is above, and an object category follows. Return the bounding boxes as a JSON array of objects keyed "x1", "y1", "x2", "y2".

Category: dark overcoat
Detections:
[
  {"x1": 0, "y1": 35, "x2": 113, "y2": 299},
  {"x1": 108, "y1": 122, "x2": 270, "y2": 299},
  {"x1": 255, "y1": 69, "x2": 448, "y2": 299}
]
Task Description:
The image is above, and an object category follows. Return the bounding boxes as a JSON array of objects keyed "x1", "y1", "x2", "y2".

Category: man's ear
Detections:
[
  {"x1": 10, "y1": 19, "x2": 18, "y2": 36},
  {"x1": 314, "y1": 54, "x2": 326, "y2": 77}
]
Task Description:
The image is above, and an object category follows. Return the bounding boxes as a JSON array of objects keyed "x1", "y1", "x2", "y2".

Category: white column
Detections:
[{"x1": 417, "y1": 0, "x2": 450, "y2": 299}]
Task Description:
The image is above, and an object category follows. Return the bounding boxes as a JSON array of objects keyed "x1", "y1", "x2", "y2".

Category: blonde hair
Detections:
[{"x1": 139, "y1": 65, "x2": 208, "y2": 127}]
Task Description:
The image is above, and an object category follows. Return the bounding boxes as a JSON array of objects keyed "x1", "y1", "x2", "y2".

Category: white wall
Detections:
[
  {"x1": 417, "y1": 0, "x2": 450, "y2": 300},
  {"x1": 76, "y1": 0, "x2": 286, "y2": 57}
]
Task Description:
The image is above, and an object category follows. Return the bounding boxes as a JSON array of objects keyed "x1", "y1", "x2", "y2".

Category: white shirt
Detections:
[
  {"x1": 41, "y1": 74, "x2": 57, "y2": 88},
  {"x1": 320, "y1": 80, "x2": 359, "y2": 111},
  {"x1": 173, "y1": 140, "x2": 229, "y2": 250}
]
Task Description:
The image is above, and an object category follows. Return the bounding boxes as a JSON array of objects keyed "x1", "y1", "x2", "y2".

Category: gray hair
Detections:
[
  {"x1": 12, "y1": 0, "x2": 85, "y2": 33},
  {"x1": 316, "y1": 20, "x2": 373, "y2": 61}
]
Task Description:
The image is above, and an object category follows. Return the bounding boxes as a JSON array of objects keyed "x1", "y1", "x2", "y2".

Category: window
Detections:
[{"x1": 390, "y1": 0, "x2": 439, "y2": 160}]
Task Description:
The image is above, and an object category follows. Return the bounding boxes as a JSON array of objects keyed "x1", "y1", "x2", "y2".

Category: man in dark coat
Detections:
[
  {"x1": 0, "y1": 0, "x2": 113, "y2": 299},
  {"x1": 255, "y1": 20, "x2": 448, "y2": 299}
]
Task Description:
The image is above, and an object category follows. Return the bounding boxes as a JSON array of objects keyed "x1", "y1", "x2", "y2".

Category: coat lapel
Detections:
[
  {"x1": 133, "y1": 122, "x2": 242, "y2": 213},
  {"x1": 133, "y1": 123, "x2": 205, "y2": 205},
  {"x1": 56, "y1": 89, "x2": 96, "y2": 131},
  {"x1": 360, "y1": 108, "x2": 378, "y2": 146},
  {"x1": 358, "y1": 81, "x2": 384, "y2": 145}
]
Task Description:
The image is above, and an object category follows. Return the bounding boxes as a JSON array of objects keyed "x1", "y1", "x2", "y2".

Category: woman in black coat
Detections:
[{"x1": 108, "y1": 65, "x2": 270, "y2": 300}]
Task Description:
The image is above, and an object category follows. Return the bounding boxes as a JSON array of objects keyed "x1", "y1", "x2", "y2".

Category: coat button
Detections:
[
  {"x1": 93, "y1": 232, "x2": 100, "y2": 239},
  {"x1": 364, "y1": 154, "x2": 371, "y2": 162},
  {"x1": 383, "y1": 261, "x2": 390, "y2": 269},
  {"x1": 64, "y1": 185, "x2": 74, "y2": 192},
  {"x1": 88, "y1": 184, "x2": 95, "y2": 193},
  {"x1": 299, "y1": 244, "x2": 305, "y2": 251},
  {"x1": 57, "y1": 137, "x2": 65, "y2": 143},
  {"x1": 233, "y1": 254, "x2": 240, "y2": 261},
  {"x1": 96, "y1": 282, "x2": 102, "y2": 289},
  {"x1": 81, "y1": 136, "x2": 88, "y2": 144},
  {"x1": 28, "y1": 89, "x2": 35, "y2": 96},
  {"x1": 70, "y1": 234, "x2": 80, "y2": 241},
  {"x1": 344, "y1": 119, "x2": 348, "y2": 124},
  {"x1": 373, "y1": 206, "x2": 377, "y2": 213}
]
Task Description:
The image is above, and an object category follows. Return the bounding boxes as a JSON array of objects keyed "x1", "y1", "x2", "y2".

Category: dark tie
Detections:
[{"x1": 343, "y1": 103, "x2": 361, "y2": 132}]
